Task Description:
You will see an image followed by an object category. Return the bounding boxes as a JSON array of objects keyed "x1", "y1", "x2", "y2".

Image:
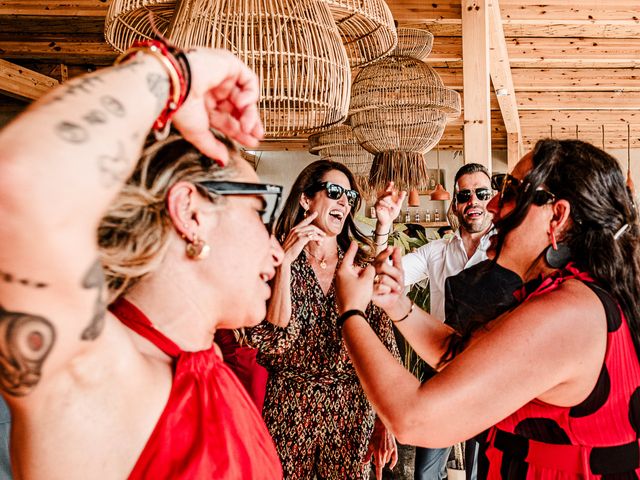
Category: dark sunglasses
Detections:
[
  {"x1": 197, "y1": 181, "x2": 283, "y2": 232},
  {"x1": 310, "y1": 181, "x2": 359, "y2": 207},
  {"x1": 491, "y1": 174, "x2": 556, "y2": 207},
  {"x1": 455, "y1": 187, "x2": 493, "y2": 204}
]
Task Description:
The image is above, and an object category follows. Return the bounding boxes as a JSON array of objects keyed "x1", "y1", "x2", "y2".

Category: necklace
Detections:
[{"x1": 304, "y1": 248, "x2": 337, "y2": 269}]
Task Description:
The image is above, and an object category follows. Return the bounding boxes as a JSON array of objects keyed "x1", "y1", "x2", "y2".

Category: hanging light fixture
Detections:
[
  {"x1": 430, "y1": 145, "x2": 450, "y2": 200},
  {"x1": 349, "y1": 28, "x2": 461, "y2": 192},
  {"x1": 104, "y1": 0, "x2": 175, "y2": 51},
  {"x1": 309, "y1": 124, "x2": 375, "y2": 199},
  {"x1": 107, "y1": 0, "x2": 352, "y2": 137},
  {"x1": 320, "y1": 0, "x2": 397, "y2": 67},
  {"x1": 167, "y1": 0, "x2": 351, "y2": 137}
]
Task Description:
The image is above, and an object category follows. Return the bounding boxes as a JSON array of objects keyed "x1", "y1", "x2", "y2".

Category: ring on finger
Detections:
[{"x1": 374, "y1": 274, "x2": 381, "y2": 284}]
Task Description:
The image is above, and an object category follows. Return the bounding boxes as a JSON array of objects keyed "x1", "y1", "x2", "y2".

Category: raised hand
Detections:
[
  {"x1": 371, "y1": 247, "x2": 406, "y2": 315},
  {"x1": 281, "y1": 212, "x2": 326, "y2": 264},
  {"x1": 335, "y1": 241, "x2": 375, "y2": 314},
  {"x1": 173, "y1": 48, "x2": 264, "y2": 165},
  {"x1": 374, "y1": 182, "x2": 406, "y2": 231}
]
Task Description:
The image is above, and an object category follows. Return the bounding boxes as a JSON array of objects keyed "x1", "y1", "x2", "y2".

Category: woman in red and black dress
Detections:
[{"x1": 336, "y1": 139, "x2": 640, "y2": 478}]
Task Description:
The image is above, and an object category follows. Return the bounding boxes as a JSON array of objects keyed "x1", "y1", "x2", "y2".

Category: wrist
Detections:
[
  {"x1": 336, "y1": 309, "x2": 366, "y2": 330},
  {"x1": 374, "y1": 222, "x2": 392, "y2": 236},
  {"x1": 385, "y1": 296, "x2": 411, "y2": 320}
]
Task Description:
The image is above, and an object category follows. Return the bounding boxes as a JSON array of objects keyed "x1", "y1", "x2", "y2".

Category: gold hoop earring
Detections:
[{"x1": 185, "y1": 234, "x2": 210, "y2": 260}]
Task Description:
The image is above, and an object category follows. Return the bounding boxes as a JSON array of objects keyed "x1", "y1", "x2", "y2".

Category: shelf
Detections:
[{"x1": 392, "y1": 221, "x2": 450, "y2": 228}]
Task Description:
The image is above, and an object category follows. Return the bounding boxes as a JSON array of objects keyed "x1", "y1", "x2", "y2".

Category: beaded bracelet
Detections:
[
  {"x1": 391, "y1": 299, "x2": 414, "y2": 323},
  {"x1": 115, "y1": 39, "x2": 191, "y2": 139}
]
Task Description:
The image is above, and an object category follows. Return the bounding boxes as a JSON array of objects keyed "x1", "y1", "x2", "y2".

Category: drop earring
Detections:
[
  {"x1": 185, "y1": 234, "x2": 210, "y2": 260},
  {"x1": 544, "y1": 229, "x2": 571, "y2": 269}
]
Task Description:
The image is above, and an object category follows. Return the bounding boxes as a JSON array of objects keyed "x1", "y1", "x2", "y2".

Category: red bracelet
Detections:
[{"x1": 115, "y1": 39, "x2": 190, "y2": 137}]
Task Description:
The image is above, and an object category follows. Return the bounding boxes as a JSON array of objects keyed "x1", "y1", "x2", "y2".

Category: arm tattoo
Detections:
[
  {"x1": 0, "y1": 306, "x2": 55, "y2": 397},
  {"x1": 146, "y1": 73, "x2": 169, "y2": 114},
  {"x1": 0, "y1": 269, "x2": 48, "y2": 289},
  {"x1": 55, "y1": 121, "x2": 89, "y2": 144},
  {"x1": 98, "y1": 141, "x2": 128, "y2": 188},
  {"x1": 80, "y1": 259, "x2": 107, "y2": 341},
  {"x1": 100, "y1": 96, "x2": 126, "y2": 118}
]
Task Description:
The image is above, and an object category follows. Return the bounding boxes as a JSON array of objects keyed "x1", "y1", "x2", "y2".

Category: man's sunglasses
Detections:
[
  {"x1": 309, "y1": 181, "x2": 359, "y2": 207},
  {"x1": 455, "y1": 188, "x2": 493, "y2": 204},
  {"x1": 197, "y1": 181, "x2": 283, "y2": 232},
  {"x1": 491, "y1": 174, "x2": 556, "y2": 207}
]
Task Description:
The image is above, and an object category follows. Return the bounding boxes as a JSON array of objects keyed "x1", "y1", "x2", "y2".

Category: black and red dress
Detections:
[{"x1": 485, "y1": 265, "x2": 640, "y2": 478}]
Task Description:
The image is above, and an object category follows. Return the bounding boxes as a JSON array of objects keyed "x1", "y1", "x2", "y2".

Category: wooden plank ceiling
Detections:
[{"x1": 1, "y1": 0, "x2": 640, "y2": 151}]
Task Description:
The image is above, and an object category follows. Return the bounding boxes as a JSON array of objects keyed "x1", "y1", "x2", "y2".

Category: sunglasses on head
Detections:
[
  {"x1": 197, "y1": 181, "x2": 283, "y2": 232},
  {"x1": 310, "y1": 181, "x2": 359, "y2": 207},
  {"x1": 455, "y1": 187, "x2": 493, "y2": 204},
  {"x1": 491, "y1": 174, "x2": 556, "y2": 207}
]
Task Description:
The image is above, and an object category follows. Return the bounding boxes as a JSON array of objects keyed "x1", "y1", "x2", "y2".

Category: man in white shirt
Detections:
[{"x1": 373, "y1": 163, "x2": 494, "y2": 480}]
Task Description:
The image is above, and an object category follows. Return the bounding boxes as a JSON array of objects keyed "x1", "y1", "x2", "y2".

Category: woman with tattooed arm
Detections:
[{"x1": 0, "y1": 43, "x2": 284, "y2": 478}]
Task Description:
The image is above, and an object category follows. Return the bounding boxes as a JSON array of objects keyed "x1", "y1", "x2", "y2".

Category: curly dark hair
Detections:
[{"x1": 489, "y1": 138, "x2": 640, "y2": 359}]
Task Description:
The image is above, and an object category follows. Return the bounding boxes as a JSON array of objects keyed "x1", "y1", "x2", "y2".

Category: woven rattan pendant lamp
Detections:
[
  {"x1": 349, "y1": 28, "x2": 460, "y2": 192},
  {"x1": 309, "y1": 124, "x2": 375, "y2": 199},
  {"x1": 320, "y1": 0, "x2": 397, "y2": 67},
  {"x1": 163, "y1": 0, "x2": 351, "y2": 137},
  {"x1": 104, "y1": 0, "x2": 176, "y2": 51}
]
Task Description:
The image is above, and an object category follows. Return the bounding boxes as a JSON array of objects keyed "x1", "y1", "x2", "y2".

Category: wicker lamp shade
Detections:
[
  {"x1": 348, "y1": 28, "x2": 461, "y2": 192},
  {"x1": 104, "y1": 0, "x2": 175, "y2": 52},
  {"x1": 309, "y1": 125, "x2": 374, "y2": 199},
  {"x1": 320, "y1": 0, "x2": 397, "y2": 67},
  {"x1": 395, "y1": 27, "x2": 433, "y2": 61},
  {"x1": 164, "y1": 0, "x2": 351, "y2": 137}
]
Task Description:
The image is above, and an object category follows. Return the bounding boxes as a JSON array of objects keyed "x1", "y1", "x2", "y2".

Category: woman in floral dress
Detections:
[{"x1": 248, "y1": 160, "x2": 400, "y2": 479}]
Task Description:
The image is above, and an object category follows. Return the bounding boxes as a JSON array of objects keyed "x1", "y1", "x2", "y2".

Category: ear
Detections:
[
  {"x1": 299, "y1": 192, "x2": 311, "y2": 212},
  {"x1": 549, "y1": 199, "x2": 572, "y2": 237},
  {"x1": 167, "y1": 182, "x2": 215, "y2": 241}
]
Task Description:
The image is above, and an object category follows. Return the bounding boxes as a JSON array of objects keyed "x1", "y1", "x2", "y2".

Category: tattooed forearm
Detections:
[
  {"x1": 80, "y1": 259, "x2": 107, "y2": 341},
  {"x1": 0, "y1": 306, "x2": 55, "y2": 397},
  {"x1": 43, "y1": 76, "x2": 106, "y2": 105},
  {"x1": 0, "y1": 269, "x2": 48, "y2": 289}
]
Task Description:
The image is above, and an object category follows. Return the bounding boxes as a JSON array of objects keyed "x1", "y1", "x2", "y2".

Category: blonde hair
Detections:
[{"x1": 98, "y1": 134, "x2": 240, "y2": 299}]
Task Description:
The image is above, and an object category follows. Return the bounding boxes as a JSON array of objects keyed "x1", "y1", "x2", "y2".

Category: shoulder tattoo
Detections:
[{"x1": 0, "y1": 307, "x2": 55, "y2": 397}]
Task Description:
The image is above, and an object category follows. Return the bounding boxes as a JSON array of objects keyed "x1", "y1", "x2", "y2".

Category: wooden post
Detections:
[
  {"x1": 462, "y1": 0, "x2": 492, "y2": 173},
  {"x1": 507, "y1": 132, "x2": 521, "y2": 170}
]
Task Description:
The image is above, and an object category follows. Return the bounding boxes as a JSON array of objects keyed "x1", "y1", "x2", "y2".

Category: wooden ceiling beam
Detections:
[
  {"x1": 488, "y1": 0, "x2": 521, "y2": 167},
  {"x1": 0, "y1": 40, "x2": 117, "y2": 65},
  {"x1": 462, "y1": 0, "x2": 492, "y2": 170},
  {"x1": 500, "y1": 2, "x2": 640, "y2": 22},
  {"x1": 0, "y1": 58, "x2": 58, "y2": 100},
  {"x1": 520, "y1": 110, "x2": 640, "y2": 126},
  {"x1": 517, "y1": 91, "x2": 640, "y2": 111},
  {"x1": 0, "y1": 1, "x2": 108, "y2": 16}
]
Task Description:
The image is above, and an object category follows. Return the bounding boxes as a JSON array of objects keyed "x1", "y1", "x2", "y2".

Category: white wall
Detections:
[{"x1": 254, "y1": 148, "x2": 509, "y2": 221}]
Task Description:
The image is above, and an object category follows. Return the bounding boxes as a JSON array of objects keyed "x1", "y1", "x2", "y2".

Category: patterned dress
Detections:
[
  {"x1": 485, "y1": 265, "x2": 640, "y2": 478},
  {"x1": 247, "y1": 250, "x2": 399, "y2": 479}
]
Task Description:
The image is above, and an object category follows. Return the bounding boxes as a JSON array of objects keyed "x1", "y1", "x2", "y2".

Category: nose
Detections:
[
  {"x1": 487, "y1": 193, "x2": 500, "y2": 217},
  {"x1": 270, "y1": 234, "x2": 284, "y2": 267}
]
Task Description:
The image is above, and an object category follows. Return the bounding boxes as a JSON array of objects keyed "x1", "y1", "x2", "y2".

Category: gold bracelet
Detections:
[
  {"x1": 115, "y1": 45, "x2": 182, "y2": 110},
  {"x1": 391, "y1": 299, "x2": 414, "y2": 323}
]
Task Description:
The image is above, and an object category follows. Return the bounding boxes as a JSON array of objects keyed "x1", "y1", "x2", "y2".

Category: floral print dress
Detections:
[{"x1": 248, "y1": 250, "x2": 399, "y2": 479}]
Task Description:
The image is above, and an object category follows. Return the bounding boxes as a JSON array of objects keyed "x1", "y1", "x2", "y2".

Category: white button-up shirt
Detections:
[{"x1": 402, "y1": 230, "x2": 493, "y2": 321}]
